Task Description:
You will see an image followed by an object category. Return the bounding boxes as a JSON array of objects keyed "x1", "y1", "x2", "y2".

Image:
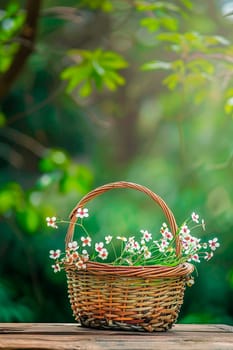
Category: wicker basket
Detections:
[{"x1": 65, "y1": 181, "x2": 194, "y2": 332}]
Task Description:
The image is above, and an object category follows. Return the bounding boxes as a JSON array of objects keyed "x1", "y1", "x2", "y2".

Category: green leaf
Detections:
[
  {"x1": 92, "y1": 60, "x2": 105, "y2": 75},
  {"x1": 141, "y1": 61, "x2": 172, "y2": 71},
  {"x1": 62, "y1": 49, "x2": 127, "y2": 96},
  {"x1": 79, "y1": 80, "x2": 92, "y2": 97},
  {"x1": 160, "y1": 16, "x2": 178, "y2": 31},
  {"x1": 140, "y1": 18, "x2": 159, "y2": 32},
  {"x1": 186, "y1": 59, "x2": 215, "y2": 75},
  {"x1": 157, "y1": 32, "x2": 181, "y2": 44},
  {"x1": 103, "y1": 71, "x2": 125, "y2": 91},
  {"x1": 163, "y1": 73, "x2": 180, "y2": 89},
  {"x1": 61, "y1": 64, "x2": 92, "y2": 93},
  {"x1": 100, "y1": 52, "x2": 128, "y2": 69}
]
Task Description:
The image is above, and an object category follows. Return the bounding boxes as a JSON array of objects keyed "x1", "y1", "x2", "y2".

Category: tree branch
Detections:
[{"x1": 0, "y1": 0, "x2": 42, "y2": 100}]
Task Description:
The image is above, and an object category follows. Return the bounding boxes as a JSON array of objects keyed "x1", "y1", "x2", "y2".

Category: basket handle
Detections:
[{"x1": 65, "y1": 181, "x2": 181, "y2": 256}]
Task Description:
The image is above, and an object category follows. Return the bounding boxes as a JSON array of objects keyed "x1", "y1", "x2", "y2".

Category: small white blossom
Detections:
[
  {"x1": 209, "y1": 238, "x2": 220, "y2": 251},
  {"x1": 52, "y1": 263, "x2": 61, "y2": 273},
  {"x1": 191, "y1": 212, "x2": 199, "y2": 223},
  {"x1": 81, "y1": 236, "x2": 92, "y2": 247},
  {"x1": 191, "y1": 254, "x2": 200, "y2": 263},
  {"x1": 105, "y1": 235, "x2": 112, "y2": 244},
  {"x1": 76, "y1": 207, "x2": 89, "y2": 218},
  {"x1": 46, "y1": 217, "x2": 58, "y2": 229},
  {"x1": 161, "y1": 229, "x2": 173, "y2": 241},
  {"x1": 95, "y1": 242, "x2": 104, "y2": 252},
  {"x1": 180, "y1": 224, "x2": 190, "y2": 236},
  {"x1": 140, "y1": 229, "x2": 152, "y2": 242},
  {"x1": 98, "y1": 248, "x2": 108, "y2": 260},
  {"x1": 156, "y1": 239, "x2": 169, "y2": 253},
  {"x1": 204, "y1": 251, "x2": 214, "y2": 261},
  {"x1": 68, "y1": 241, "x2": 79, "y2": 251},
  {"x1": 49, "y1": 249, "x2": 61, "y2": 259}
]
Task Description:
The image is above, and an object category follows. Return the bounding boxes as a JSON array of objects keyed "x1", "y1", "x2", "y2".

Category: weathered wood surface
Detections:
[{"x1": 0, "y1": 323, "x2": 232, "y2": 350}]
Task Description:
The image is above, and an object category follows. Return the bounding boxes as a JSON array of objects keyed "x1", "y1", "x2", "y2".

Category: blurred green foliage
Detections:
[
  {"x1": 0, "y1": 1, "x2": 25, "y2": 72},
  {"x1": 61, "y1": 49, "x2": 128, "y2": 96},
  {"x1": 0, "y1": 0, "x2": 233, "y2": 325}
]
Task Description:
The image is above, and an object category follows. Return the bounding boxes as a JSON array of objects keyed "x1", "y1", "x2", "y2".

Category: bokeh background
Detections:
[{"x1": 0, "y1": 0, "x2": 233, "y2": 324}]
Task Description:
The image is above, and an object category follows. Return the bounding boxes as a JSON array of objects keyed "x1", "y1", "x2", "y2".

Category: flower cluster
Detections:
[{"x1": 48, "y1": 209, "x2": 220, "y2": 285}]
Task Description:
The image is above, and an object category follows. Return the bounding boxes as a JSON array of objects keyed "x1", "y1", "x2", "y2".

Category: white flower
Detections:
[
  {"x1": 46, "y1": 217, "x2": 58, "y2": 229},
  {"x1": 98, "y1": 248, "x2": 108, "y2": 260},
  {"x1": 95, "y1": 242, "x2": 104, "y2": 252},
  {"x1": 191, "y1": 212, "x2": 199, "y2": 223},
  {"x1": 76, "y1": 207, "x2": 89, "y2": 218},
  {"x1": 140, "y1": 229, "x2": 152, "y2": 242},
  {"x1": 180, "y1": 224, "x2": 190, "y2": 236},
  {"x1": 161, "y1": 229, "x2": 173, "y2": 241},
  {"x1": 52, "y1": 263, "x2": 61, "y2": 273},
  {"x1": 81, "y1": 236, "x2": 92, "y2": 247},
  {"x1": 209, "y1": 238, "x2": 220, "y2": 251},
  {"x1": 68, "y1": 241, "x2": 79, "y2": 251},
  {"x1": 132, "y1": 240, "x2": 140, "y2": 250},
  {"x1": 204, "y1": 251, "x2": 214, "y2": 261},
  {"x1": 49, "y1": 249, "x2": 61, "y2": 259},
  {"x1": 105, "y1": 235, "x2": 112, "y2": 244},
  {"x1": 191, "y1": 254, "x2": 200, "y2": 263},
  {"x1": 156, "y1": 239, "x2": 169, "y2": 253}
]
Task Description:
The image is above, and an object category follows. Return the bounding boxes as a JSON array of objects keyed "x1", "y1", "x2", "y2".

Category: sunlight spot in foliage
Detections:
[
  {"x1": 39, "y1": 149, "x2": 69, "y2": 172},
  {"x1": 29, "y1": 191, "x2": 42, "y2": 206}
]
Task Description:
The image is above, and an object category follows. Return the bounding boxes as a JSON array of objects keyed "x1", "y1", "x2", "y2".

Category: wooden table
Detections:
[{"x1": 0, "y1": 323, "x2": 232, "y2": 349}]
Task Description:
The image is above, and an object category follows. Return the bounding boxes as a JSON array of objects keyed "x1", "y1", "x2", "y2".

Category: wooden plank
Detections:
[
  {"x1": 0, "y1": 323, "x2": 232, "y2": 334},
  {"x1": 0, "y1": 324, "x2": 232, "y2": 350}
]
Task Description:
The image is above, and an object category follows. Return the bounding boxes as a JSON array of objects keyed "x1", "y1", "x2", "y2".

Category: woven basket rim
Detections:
[{"x1": 65, "y1": 261, "x2": 194, "y2": 278}]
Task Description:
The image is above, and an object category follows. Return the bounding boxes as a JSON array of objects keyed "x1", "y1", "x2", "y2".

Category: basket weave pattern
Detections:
[{"x1": 65, "y1": 181, "x2": 194, "y2": 332}]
